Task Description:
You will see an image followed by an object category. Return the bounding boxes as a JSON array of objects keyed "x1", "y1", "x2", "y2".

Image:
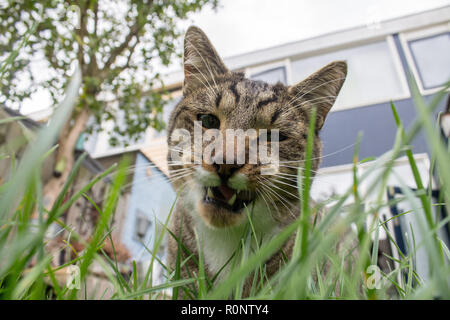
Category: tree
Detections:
[{"x1": 0, "y1": 0, "x2": 218, "y2": 209}]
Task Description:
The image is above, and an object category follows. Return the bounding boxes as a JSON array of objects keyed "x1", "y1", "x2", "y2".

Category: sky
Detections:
[{"x1": 20, "y1": 0, "x2": 450, "y2": 114}]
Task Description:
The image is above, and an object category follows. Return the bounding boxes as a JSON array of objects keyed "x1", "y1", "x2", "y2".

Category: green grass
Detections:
[{"x1": 0, "y1": 20, "x2": 449, "y2": 299}]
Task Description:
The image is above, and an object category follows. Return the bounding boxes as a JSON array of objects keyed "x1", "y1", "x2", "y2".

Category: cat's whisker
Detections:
[
  {"x1": 167, "y1": 171, "x2": 195, "y2": 185},
  {"x1": 256, "y1": 178, "x2": 298, "y2": 215},
  {"x1": 120, "y1": 167, "x2": 196, "y2": 190},
  {"x1": 278, "y1": 142, "x2": 357, "y2": 164},
  {"x1": 102, "y1": 163, "x2": 189, "y2": 181},
  {"x1": 184, "y1": 60, "x2": 217, "y2": 96},
  {"x1": 185, "y1": 38, "x2": 221, "y2": 95},
  {"x1": 141, "y1": 170, "x2": 194, "y2": 186},
  {"x1": 288, "y1": 93, "x2": 337, "y2": 108},
  {"x1": 129, "y1": 171, "x2": 195, "y2": 191},
  {"x1": 166, "y1": 170, "x2": 196, "y2": 179},
  {"x1": 258, "y1": 176, "x2": 296, "y2": 209},
  {"x1": 255, "y1": 189, "x2": 271, "y2": 211},
  {"x1": 106, "y1": 160, "x2": 189, "y2": 174},
  {"x1": 276, "y1": 165, "x2": 320, "y2": 175},
  {"x1": 275, "y1": 170, "x2": 319, "y2": 178},
  {"x1": 166, "y1": 147, "x2": 205, "y2": 163},
  {"x1": 168, "y1": 167, "x2": 197, "y2": 174},
  {"x1": 258, "y1": 187, "x2": 282, "y2": 219},
  {"x1": 254, "y1": 190, "x2": 272, "y2": 220},
  {"x1": 187, "y1": 39, "x2": 218, "y2": 94},
  {"x1": 261, "y1": 176, "x2": 300, "y2": 201},
  {"x1": 287, "y1": 77, "x2": 346, "y2": 107},
  {"x1": 271, "y1": 177, "x2": 299, "y2": 187},
  {"x1": 184, "y1": 59, "x2": 218, "y2": 101},
  {"x1": 168, "y1": 165, "x2": 199, "y2": 174},
  {"x1": 184, "y1": 71, "x2": 216, "y2": 101},
  {"x1": 275, "y1": 170, "x2": 347, "y2": 187},
  {"x1": 270, "y1": 175, "x2": 299, "y2": 186},
  {"x1": 269, "y1": 178, "x2": 301, "y2": 193},
  {"x1": 258, "y1": 179, "x2": 296, "y2": 219},
  {"x1": 285, "y1": 95, "x2": 339, "y2": 114},
  {"x1": 256, "y1": 181, "x2": 282, "y2": 219}
]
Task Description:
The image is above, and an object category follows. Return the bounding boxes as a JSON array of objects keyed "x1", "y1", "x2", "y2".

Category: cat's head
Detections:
[{"x1": 167, "y1": 26, "x2": 347, "y2": 228}]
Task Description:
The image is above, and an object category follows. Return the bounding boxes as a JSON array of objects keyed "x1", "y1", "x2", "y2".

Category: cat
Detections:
[{"x1": 166, "y1": 26, "x2": 347, "y2": 298}]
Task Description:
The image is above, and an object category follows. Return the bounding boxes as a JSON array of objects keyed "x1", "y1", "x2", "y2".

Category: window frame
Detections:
[
  {"x1": 246, "y1": 59, "x2": 291, "y2": 84},
  {"x1": 399, "y1": 23, "x2": 450, "y2": 96},
  {"x1": 133, "y1": 209, "x2": 152, "y2": 242}
]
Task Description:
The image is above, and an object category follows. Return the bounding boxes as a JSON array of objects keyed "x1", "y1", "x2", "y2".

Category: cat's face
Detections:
[{"x1": 167, "y1": 26, "x2": 347, "y2": 228}]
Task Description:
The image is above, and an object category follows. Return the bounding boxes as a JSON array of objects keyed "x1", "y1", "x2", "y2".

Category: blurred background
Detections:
[{"x1": 0, "y1": 0, "x2": 449, "y2": 295}]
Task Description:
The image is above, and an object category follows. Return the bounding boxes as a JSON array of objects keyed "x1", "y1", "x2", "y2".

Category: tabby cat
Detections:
[{"x1": 166, "y1": 26, "x2": 347, "y2": 297}]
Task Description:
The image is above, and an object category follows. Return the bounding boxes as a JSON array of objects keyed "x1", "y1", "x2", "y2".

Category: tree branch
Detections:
[
  {"x1": 101, "y1": 0, "x2": 153, "y2": 74},
  {"x1": 87, "y1": 1, "x2": 100, "y2": 78},
  {"x1": 110, "y1": 34, "x2": 140, "y2": 76},
  {"x1": 101, "y1": 23, "x2": 140, "y2": 73},
  {"x1": 75, "y1": 2, "x2": 89, "y2": 75}
]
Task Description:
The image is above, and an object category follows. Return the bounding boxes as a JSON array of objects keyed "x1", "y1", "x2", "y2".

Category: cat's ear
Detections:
[
  {"x1": 183, "y1": 26, "x2": 228, "y2": 95},
  {"x1": 288, "y1": 61, "x2": 347, "y2": 130}
]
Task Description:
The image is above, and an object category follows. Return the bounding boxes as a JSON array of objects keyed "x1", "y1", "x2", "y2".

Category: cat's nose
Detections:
[{"x1": 213, "y1": 162, "x2": 243, "y2": 181}]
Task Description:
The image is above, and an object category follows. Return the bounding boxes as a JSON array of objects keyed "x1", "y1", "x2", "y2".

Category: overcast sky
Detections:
[{"x1": 21, "y1": 0, "x2": 449, "y2": 114}]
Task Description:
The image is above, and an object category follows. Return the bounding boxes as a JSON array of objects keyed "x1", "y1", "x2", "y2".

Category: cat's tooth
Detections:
[
  {"x1": 228, "y1": 193, "x2": 237, "y2": 206},
  {"x1": 207, "y1": 187, "x2": 214, "y2": 199}
]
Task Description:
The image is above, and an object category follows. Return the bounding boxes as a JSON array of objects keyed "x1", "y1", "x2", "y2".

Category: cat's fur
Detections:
[{"x1": 166, "y1": 26, "x2": 347, "y2": 297}]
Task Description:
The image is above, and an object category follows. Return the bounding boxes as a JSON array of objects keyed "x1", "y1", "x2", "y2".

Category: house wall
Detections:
[
  {"x1": 0, "y1": 109, "x2": 56, "y2": 185},
  {"x1": 121, "y1": 152, "x2": 176, "y2": 264}
]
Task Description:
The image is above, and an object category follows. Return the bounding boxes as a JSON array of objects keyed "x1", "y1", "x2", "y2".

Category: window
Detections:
[
  {"x1": 400, "y1": 24, "x2": 450, "y2": 95},
  {"x1": 250, "y1": 66, "x2": 287, "y2": 85},
  {"x1": 407, "y1": 33, "x2": 450, "y2": 91},
  {"x1": 133, "y1": 210, "x2": 152, "y2": 242},
  {"x1": 290, "y1": 38, "x2": 409, "y2": 111}
]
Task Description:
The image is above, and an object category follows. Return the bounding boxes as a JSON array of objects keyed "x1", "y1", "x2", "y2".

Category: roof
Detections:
[
  {"x1": 139, "y1": 137, "x2": 170, "y2": 178},
  {"x1": 0, "y1": 105, "x2": 106, "y2": 175},
  {"x1": 1, "y1": 105, "x2": 42, "y2": 130}
]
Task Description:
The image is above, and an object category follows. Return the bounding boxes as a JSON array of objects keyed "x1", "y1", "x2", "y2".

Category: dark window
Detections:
[
  {"x1": 408, "y1": 32, "x2": 450, "y2": 90},
  {"x1": 251, "y1": 67, "x2": 287, "y2": 85},
  {"x1": 133, "y1": 210, "x2": 152, "y2": 242}
]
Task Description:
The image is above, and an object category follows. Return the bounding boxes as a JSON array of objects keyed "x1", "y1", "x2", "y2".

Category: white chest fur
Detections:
[{"x1": 185, "y1": 186, "x2": 281, "y2": 283}]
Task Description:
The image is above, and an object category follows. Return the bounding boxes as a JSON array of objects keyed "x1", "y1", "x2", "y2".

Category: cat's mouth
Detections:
[{"x1": 202, "y1": 184, "x2": 255, "y2": 213}]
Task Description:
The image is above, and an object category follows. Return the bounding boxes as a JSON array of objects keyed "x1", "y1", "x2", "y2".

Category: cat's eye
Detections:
[
  {"x1": 260, "y1": 131, "x2": 289, "y2": 142},
  {"x1": 278, "y1": 132, "x2": 289, "y2": 141},
  {"x1": 197, "y1": 114, "x2": 220, "y2": 129}
]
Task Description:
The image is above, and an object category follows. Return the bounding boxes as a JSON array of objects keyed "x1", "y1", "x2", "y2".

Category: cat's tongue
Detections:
[{"x1": 218, "y1": 184, "x2": 234, "y2": 201}]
